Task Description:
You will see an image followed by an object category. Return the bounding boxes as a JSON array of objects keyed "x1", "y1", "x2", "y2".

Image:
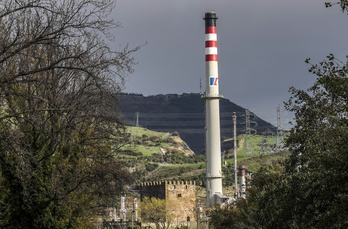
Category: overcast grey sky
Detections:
[{"x1": 111, "y1": 0, "x2": 348, "y2": 126}]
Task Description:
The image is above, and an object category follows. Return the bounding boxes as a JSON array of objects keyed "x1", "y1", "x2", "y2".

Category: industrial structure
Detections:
[
  {"x1": 99, "y1": 197, "x2": 139, "y2": 229},
  {"x1": 238, "y1": 165, "x2": 247, "y2": 198},
  {"x1": 202, "y1": 11, "x2": 224, "y2": 207}
]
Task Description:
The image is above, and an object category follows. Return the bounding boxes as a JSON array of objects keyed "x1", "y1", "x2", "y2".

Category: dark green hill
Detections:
[{"x1": 120, "y1": 93, "x2": 276, "y2": 154}]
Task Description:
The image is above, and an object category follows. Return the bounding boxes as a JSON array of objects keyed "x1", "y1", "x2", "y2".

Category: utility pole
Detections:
[
  {"x1": 244, "y1": 110, "x2": 251, "y2": 156},
  {"x1": 135, "y1": 112, "x2": 139, "y2": 127},
  {"x1": 276, "y1": 106, "x2": 283, "y2": 152},
  {"x1": 260, "y1": 135, "x2": 265, "y2": 155},
  {"x1": 200, "y1": 78, "x2": 202, "y2": 95},
  {"x1": 131, "y1": 210, "x2": 134, "y2": 229},
  {"x1": 233, "y1": 112, "x2": 238, "y2": 198}
]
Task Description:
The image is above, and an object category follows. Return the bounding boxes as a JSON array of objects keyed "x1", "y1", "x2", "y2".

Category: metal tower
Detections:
[
  {"x1": 243, "y1": 110, "x2": 257, "y2": 156},
  {"x1": 276, "y1": 105, "x2": 284, "y2": 152},
  {"x1": 233, "y1": 112, "x2": 238, "y2": 198}
]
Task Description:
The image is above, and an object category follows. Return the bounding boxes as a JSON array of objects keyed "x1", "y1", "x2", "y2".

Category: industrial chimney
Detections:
[
  {"x1": 203, "y1": 11, "x2": 223, "y2": 207},
  {"x1": 238, "y1": 165, "x2": 247, "y2": 198}
]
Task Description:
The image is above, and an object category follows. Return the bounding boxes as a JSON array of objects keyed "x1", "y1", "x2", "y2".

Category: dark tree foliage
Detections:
[
  {"x1": 0, "y1": 0, "x2": 137, "y2": 228},
  {"x1": 325, "y1": 0, "x2": 348, "y2": 12},
  {"x1": 208, "y1": 202, "x2": 246, "y2": 229},
  {"x1": 280, "y1": 55, "x2": 348, "y2": 228},
  {"x1": 209, "y1": 163, "x2": 286, "y2": 229},
  {"x1": 211, "y1": 42, "x2": 348, "y2": 229}
]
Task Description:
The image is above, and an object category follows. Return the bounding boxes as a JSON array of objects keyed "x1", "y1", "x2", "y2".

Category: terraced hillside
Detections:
[
  {"x1": 120, "y1": 93, "x2": 276, "y2": 154},
  {"x1": 121, "y1": 127, "x2": 289, "y2": 189}
]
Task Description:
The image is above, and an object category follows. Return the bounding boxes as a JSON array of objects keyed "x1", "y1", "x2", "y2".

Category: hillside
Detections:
[
  {"x1": 121, "y1": 127, "x2": 195, "y2": 157},
  {"x1": 121, "y1": 126, "x2": 290, "y2": 207},
  {"x1": 120, "y1": 93, "x2": 276, "y2": 154},
  {"x1": 121, "y1": 126, "x2": 289, "y2": 188}
]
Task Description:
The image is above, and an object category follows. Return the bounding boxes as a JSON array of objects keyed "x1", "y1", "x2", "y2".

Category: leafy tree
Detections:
[
  {"x1": 280, "y1": 54, "x2": 348, "y2": 228},
  {"x1": 140, "y1": 197, "x2": 174, "y2": 229},
  {"x1": 209, "y1": 162, "x2": 285, "y2": 229},
  {"x1": 0, "y1": 0, "x2": 137, "y2": 228},
  {"x1": 226, "y1": 54, "x2": 348, "y2": 229},
  {"x1": 325, "y1": 0, "x2": 348, "y2": 12}
]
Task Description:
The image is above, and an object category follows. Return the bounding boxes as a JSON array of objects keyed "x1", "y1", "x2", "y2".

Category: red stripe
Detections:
[
  {"x1": 205, "y1": 40, "x2": 217, "y2": 47},
  {"x1": 206, "y1": 55, "x2": 218, "y2": 61},
  {"x1": 205, "y1": 26, "x2": 216, "y2": 34}
]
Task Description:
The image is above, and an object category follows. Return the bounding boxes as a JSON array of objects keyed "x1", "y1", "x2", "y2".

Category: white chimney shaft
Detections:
[{"x1": 203, "y1": 11, "x2": 223, "y2": 207}]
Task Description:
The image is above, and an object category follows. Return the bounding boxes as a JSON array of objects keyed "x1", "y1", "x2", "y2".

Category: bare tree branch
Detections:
[{"x1": 0, "y1": 0, "x2": 137, "y2": 227}]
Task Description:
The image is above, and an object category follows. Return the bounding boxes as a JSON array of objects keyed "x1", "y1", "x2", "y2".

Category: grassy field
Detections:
[
  {"x1": 237, "y1": 134, "x2": 283, "y2": 155},
  {"x1": 121, "y1": 126, "x2": 172, "y2": 156},
  {"x1": 127, "y1": 126, "x2": 171, "y2": 138},
  {"x1": 227, "y1": 151, "x2": 289, "y2": 173},
  {"x1": 165, "y1": 162, "x2": 205, "y2": 169}
]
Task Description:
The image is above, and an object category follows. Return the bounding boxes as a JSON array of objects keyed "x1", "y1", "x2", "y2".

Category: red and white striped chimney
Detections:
[
  {"x1": 205, "y1": 21, "x2": 218, "y2": 61},
  {"x1": 203, "y1": 11, "x2": 223, "y2": 207}
]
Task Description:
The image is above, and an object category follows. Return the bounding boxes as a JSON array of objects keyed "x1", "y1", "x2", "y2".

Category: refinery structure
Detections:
[{"x1": 98, "y1": 11, "x2": 252, "y2": 228}]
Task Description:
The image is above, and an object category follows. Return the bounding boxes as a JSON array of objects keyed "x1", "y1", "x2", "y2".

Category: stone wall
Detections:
[
  {"x1": 140, "y1": 181, "x2": 197, "y2": 223},
  {"x1": 140, "y1": 181, "x2": 166, "y2": 200}
]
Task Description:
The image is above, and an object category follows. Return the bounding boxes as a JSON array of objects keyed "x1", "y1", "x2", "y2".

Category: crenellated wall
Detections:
[{"x1": 140, "y1": 180, "x2": 197, "y2": 223}]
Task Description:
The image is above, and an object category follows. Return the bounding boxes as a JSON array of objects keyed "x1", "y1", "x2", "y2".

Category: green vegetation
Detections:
[
  {"x1": 121, "y1": 127, "x2": 172, "y2": 156},
  {"x1": 226, "y1": 150, "x2": 289, "y2": 173},
  {"x1": 123, "y1": 125, "x2": 288, "y2": 188},
  {"x1": 0, "y1": 1, "x2": 137, "y2": 228},
  {"x1": 129, "y1": 126, "x2": 172, "y2": 138},
  {"x1": 140, "y1": 197, "x2": 173, "y2": 229},
  {"x1": 233, "y1": 133, "x2": 287, "y2": 156}
]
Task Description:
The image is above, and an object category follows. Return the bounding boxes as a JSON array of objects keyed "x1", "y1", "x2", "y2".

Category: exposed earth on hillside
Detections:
[
  {"x1": 159, "y1": 135, "x2": 194, "y2": 156},
  {"x1": 120, "y1": 93, "x2": 276, "y2": 153}
]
